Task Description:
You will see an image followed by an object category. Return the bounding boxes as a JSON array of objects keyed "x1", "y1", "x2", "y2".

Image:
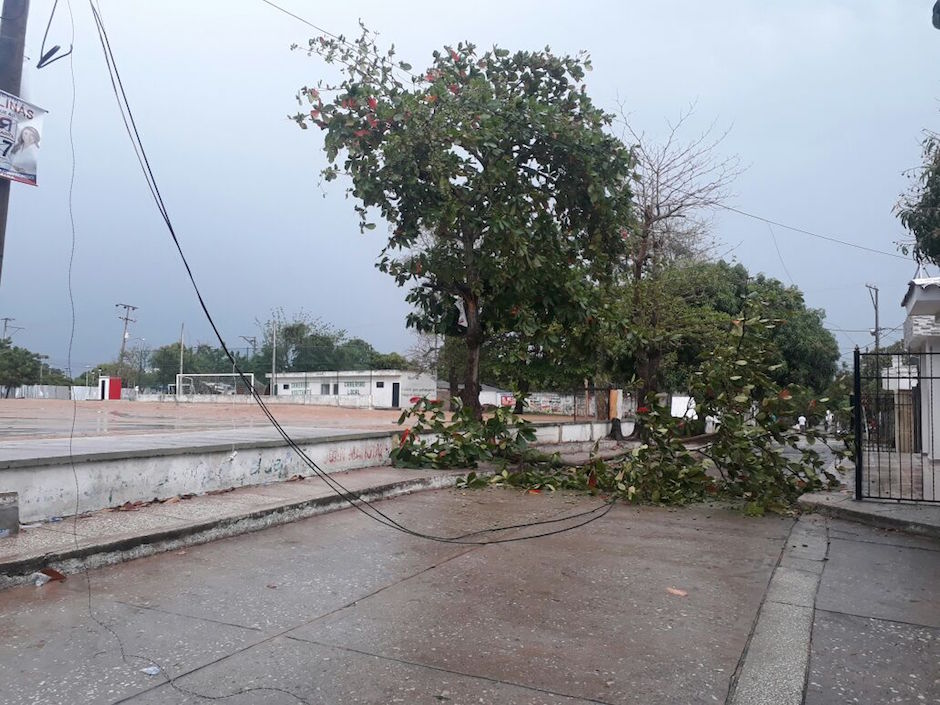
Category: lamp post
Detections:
[{"x1": 865, "y1": 283, "x2": 880, "y2": 354}]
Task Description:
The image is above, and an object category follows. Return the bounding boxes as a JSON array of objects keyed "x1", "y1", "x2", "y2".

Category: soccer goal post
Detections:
[{"x1": 175, "y1": 372, "x2": 255, "y2": 396}]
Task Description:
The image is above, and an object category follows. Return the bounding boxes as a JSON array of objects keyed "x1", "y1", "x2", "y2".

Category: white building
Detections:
[
  {"x1": 901, "y1": 277, "x2": 940, "y2": 500},
  {"x1": 265, "y1": 370, "x2": 437, "y2": 409}
]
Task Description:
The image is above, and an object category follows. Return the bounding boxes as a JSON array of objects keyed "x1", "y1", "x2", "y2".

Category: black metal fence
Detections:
[{"x1": 854, "y1": 349, "x2": 940, "y2": 502}]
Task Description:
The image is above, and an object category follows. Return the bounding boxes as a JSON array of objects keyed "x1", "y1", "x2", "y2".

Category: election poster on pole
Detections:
[{"x1": 0, "y1": 89, "x2": 47, "y2": 187}]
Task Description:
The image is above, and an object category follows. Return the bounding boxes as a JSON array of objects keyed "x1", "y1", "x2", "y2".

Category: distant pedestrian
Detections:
[
  {"x1": 824, "y1": 410, "x2": 833, "y2": 433},
  {"x1": 798, "y1": 414, "x2": 807, "y2": 432}
]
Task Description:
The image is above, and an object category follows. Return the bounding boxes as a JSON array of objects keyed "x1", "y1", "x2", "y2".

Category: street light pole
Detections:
[{"x1": 866, "y1": 284, "x2": 880, "y2": 354}]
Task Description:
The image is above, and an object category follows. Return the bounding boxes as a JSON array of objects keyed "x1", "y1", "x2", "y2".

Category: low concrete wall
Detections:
[
  {"x1": 136, "y1": 393, "x2": 378, "y2": 408},
  {"x1": 4, "y1": 432, "x2": 396, "y2": 523},
  {"x1": 2, "y1": 420, "x2": 610, "y2": 523}
]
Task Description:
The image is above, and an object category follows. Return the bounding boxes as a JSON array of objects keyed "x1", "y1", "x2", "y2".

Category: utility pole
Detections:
[
  {"x1": 240, "y1": 335, "x2": 257, "y2": 356},
  {"x1": 0, "y1": 0, "x2": 30, "y2": 286},
  {"x1": 271, "y1": 321, "x2": 277, "y2": 396},
  {"x1": 865, "y1": 284, "x2": 880, "y2": 354},
  {"x1": 178, "y1": 322, "x2": 184, "y2": 384},
  {"x1": 1, "y1": 316, "x2": 13, "y2": 338},
  {"x1": 115, "y1": 303, "x2": 138, "y2": 369}
]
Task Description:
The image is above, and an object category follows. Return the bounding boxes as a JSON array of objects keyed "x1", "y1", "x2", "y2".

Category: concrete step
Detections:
[{"x1": 0, "y1": 466, "x2": 474, "y2": 590}]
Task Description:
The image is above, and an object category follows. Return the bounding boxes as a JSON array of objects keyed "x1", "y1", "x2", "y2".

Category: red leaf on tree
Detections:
[
  {"x1": 368, "y1": 96, "x2": 378, "y2": 110},
  {"x1": 354, "y1": 129, "x2": 370, "y2": 137}
]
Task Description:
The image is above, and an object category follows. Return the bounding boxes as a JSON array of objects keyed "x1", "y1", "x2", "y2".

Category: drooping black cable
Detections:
[
  {"x1": 86, "y1": 1, "x2": 614, "y2": 546},
  {"x1": 37, "y1": 0, "x2": 73, "y2": 68}
]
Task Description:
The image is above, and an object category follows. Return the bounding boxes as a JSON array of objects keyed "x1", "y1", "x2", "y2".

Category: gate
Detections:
[{"x1": 854, "y1": 349, "x2": 940, "y2": 502}]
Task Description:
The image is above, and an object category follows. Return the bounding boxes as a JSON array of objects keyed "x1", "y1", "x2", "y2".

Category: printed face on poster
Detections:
[{"x1": 0, "y1": 90, "x2": 47, "y2": 187}]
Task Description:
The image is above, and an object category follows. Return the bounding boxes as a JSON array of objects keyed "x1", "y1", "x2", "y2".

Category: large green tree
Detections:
[
  {"x1": 897, "y1": 130, "x2": 940, "y2": 263},
  {"x1": 647, "y1": 261, "x2": 839, "y2": 394},
  {"x1": 295, "y1": 31, "x2": 633, "y2": 416}
]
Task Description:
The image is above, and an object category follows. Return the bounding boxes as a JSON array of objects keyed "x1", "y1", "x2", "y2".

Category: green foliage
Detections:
[
  {"x1": 295, "y1": 29, "x2": 634, "y2": 415},
  {"x1": 447, "y1": 306, "x2": 846, "y2": 514},
  {"x1": 391, "y1": 398, "x2": 536, "y2": 469},
  {"x1": 897, "y1": 132, "x2": 940, "y2": 264},
  {"x1": 621, "y1": 260, "x2": 840, "y2": 395},
  {"x1": 0, "y1": 339, "x2": 42, "y2": 395},
  {"x1": 689, "y1": 302, "x2": 845, "y2": 508},
  {"x1": 146, "y1": 314, "x2": 408, "y2": 389}
]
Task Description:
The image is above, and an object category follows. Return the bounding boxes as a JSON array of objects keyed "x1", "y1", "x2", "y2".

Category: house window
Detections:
[
  {"x1": 282, "y1": 384, "x2": 289, "y2": 390},
  {"x1": 333, "y1": 383, "x2": 339, "y2": 395},
  {"x1": 376, "y1": 381, "x2": 384, "y2": 388},
  {"x1": 321, "y1": 383, "x2": 330, "y2": 395}
]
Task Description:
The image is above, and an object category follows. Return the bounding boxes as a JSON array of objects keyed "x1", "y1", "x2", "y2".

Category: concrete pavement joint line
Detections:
[
  {"x1": 813, "y1": 606, "x2": 940, "y2": 633},
  {"x1": 110, "y1": 598, "x2": 266, "y2": 633},
  {"x1": 281, "y1": 635, "x2": 612, "y2": 705},
  {"x1": 727, "y1": 517, "x2": 830, "y2": 705}
]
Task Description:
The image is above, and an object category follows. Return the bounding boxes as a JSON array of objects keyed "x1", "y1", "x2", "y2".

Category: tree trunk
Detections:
[
  {"x1": 608, "y1": 417, "x2": 625, "y2": 441},
  {"x1": 448, "y1": 362, "x2": 459, "y2": 412},
  {"x1": 513, "y1": 378, "x2": 530, "y2": 414},
  {"x1": 460, "y1": 295, "x2": 483, "y2": 420}
]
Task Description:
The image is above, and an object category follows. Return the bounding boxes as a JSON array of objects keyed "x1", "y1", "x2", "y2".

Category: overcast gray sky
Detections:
[{"x1": 1, "y1": 0, "x2": 938, "y2": 374}]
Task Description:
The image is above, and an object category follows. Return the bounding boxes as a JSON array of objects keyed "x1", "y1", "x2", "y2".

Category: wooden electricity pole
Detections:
[
  {"x1": 0, "y1": 0, "x2": 30, "y2": 286},
  {"x1": 116, "y1": 303, "x2": 138, "y2": 368}
]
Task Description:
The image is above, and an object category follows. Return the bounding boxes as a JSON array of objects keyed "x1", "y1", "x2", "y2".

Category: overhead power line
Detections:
[
  {"x1": 261, "y1": 0, "x2": 910, "y2": 264},
  {"x1": 87, "y1": 0, "x2": 612, "y2": 549},
  {"x1": 717, "y1": 204, "x2": 908, "y2": 260}
]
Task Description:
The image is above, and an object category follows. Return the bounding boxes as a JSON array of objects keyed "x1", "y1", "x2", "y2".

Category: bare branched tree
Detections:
[
  {"x1": 619, "y1": 101, "x2": 742, "y2": 277},
  {"x1": 617, "y1": 102, "x2": 743, "y2": 397}
]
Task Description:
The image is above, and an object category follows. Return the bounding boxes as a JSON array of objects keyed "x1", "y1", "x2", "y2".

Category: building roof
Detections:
[
  {"x1": 901, "y1": 277, "x2": 940, "y2": 308},
  {"x1": 264, "y1": 370, "x2": 416, "y2": 380}
]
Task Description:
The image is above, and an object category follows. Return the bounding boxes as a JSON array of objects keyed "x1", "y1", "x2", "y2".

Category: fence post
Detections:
[{"x1": 853, "y1": 346, "x2": 864, "y2": 501}]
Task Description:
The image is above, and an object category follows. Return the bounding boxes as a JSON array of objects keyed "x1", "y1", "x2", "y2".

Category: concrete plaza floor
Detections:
[
  {"x1": 2, "y1": 489, "x2": 787, "y2": 705},
  {"x1": 0, "y1": 399, "x2": 408, "y2": 440},
  {"x1": 1, "y1": 488, "x2": 938, "y2": 704}
]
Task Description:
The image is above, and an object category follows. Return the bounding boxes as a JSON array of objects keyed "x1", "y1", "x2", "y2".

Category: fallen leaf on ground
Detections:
[
  {"x1": 175, "y1": 550, "x2": 187, "y2": 556},
  {"x1": 266, "y1": 584, "x2": 278, "y2": 589},
  {"x1": 666, "y1": 587, "x2": 688, "y2": 597},
  {"x1": 39, "y1": 567, "x2": 66, "y2": 582}
]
